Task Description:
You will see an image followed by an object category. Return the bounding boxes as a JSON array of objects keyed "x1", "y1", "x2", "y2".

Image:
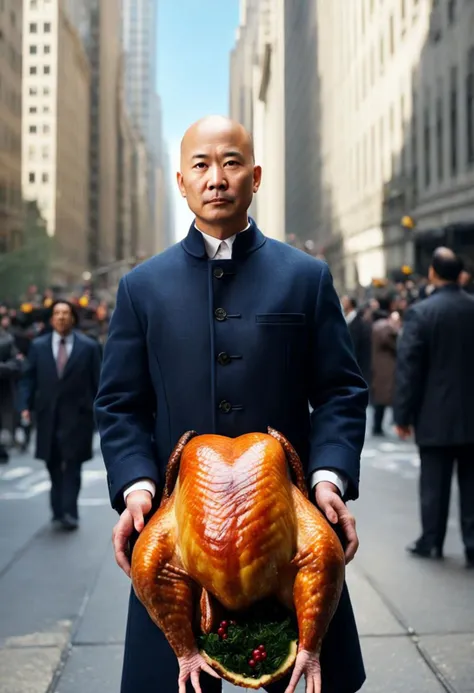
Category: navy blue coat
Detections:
[
  {"x1": 95, "y1": 220, "x2": 368, "y2": 693},
  {"x1": 20, "y1": 331, "x2": 102, "y2": 463}
]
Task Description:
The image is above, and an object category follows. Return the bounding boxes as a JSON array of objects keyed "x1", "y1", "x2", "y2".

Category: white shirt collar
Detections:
[
  {"x1": 195, "y1": 220, "x2": 251, "y2": 260},
  {"x1": 52, "y1": 330, "x2": 74, "y2": 345}
]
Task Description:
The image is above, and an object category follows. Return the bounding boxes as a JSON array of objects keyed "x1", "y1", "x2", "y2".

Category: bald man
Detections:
[
  {"x1": 96, "y1": 116, "x2": 368, "y2": 693},
  {"x1": 395, "y1": 247, "x2": 474, "y2": 567}
]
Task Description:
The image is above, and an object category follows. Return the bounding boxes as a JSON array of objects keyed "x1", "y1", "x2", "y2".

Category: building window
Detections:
[
  {"x1": 29, "y1": 172, "x2": 35, "y2": 183},
  {"x1": 30, "y1": 0, "x2": 38, "y2": 7},
  {"x1": 29, "y1": 45, "x2": 37, "y2": 54},
  {"x1": 436, "y1": 81, "x2": 444, "y2": 182},
  {"x1": 29, "y1": 66, "x2": 37, "y2": 75},
  {"x1": 43, "y1": 124, "x2": 50, "y2": 134},
  {"x1": 43, "y1": 65, "x2": 50, "y2": 74},
  {"x1": 29, "y1": 23, "x2": 37, "y2": 33},
  {"x1": 29, "y1": 87, "x2": 37, "y2": 96},
  {"x1": 28, "y1": 146, "x2": 35, "y2": 160},
  {"x1": 467, "y1": 47, "x2": 474, "y2": 165},
  {"x1": 44, "y1": 22, "x2": 51, "y2": 33},
  {"x1": 29, "y1": 125, "x2": 37, "y2": 133},
  {"x1": 389, "y1": 15, "x2": 395, "y2": 55},
  {"x1": 43, "y1": 86, "x2": 50, "y2": 95},
  {"x1": 29, "y1": 106, "x2": 37, "y2": 114},
  {"x1": 424, "y1": 90, "x2": 431, "y2": 187},
  {"x1": 44, "y1": 45, "x2": 50, "y2": 54},
  {"x1": 450, "y1": 66, "x2": 458, "y2": 175},
  {"x1": 43, "y1": 105, "x2": 50, "y2": 113},
  {"x1": 42, "y1": 146, "x2": 49, "y2": 159},
  {"x1": 42, "y1": 173, "x2": 49, "y2": 183},
  {"x1": 448, "y1": 0, "x2": 456, "y2": 25}
]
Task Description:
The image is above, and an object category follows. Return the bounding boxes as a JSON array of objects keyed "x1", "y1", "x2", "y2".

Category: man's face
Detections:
[
  {"x1": 1, "y1": 316, "x2": 10, "y2": 330},
  {"x1": 177, "y1": 119, "x2": 261, "y2": 231},
  {"x1": 51, "y1": 303, "x2": 74, "y2": 335}
]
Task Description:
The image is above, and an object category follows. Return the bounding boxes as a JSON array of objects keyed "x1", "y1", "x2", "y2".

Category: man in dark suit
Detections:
[
  {"x1": 95, "y1": 116, "x2": 368, "y2": 693},
  {"x1": 394, "y1": 248, "x2": 474, "y2": 568},
  {"x1": 20, "y1": 300, "x2": 102, "y2": 530}
]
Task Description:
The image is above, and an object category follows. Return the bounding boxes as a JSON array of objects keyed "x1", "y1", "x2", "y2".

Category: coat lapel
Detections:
[{"x1": 62, "y1": 332, "x2": 83, "y2": 378}]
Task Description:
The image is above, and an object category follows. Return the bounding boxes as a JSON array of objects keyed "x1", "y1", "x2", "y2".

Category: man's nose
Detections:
[{"x1": 207, "y1": 165, "x2": 228, "y2": 190}]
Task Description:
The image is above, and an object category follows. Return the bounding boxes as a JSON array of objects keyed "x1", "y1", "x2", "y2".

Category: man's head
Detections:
[
  {"x1": 50, "y1": 300, "x2": 78, "y2": 336},
  {"x1": 341, "y1": 295, "x2": 357, "y2": 316},
  {"x1": 0, "y1": 315, "x2": 10, "y2": 330},
  {"x1": 458, "y1": 256, "x2": 473, "y2": 286},
  {"x1": 428, "y1": 247, "x2": 463, "y2": 285},
  {"x1": 177, "y1": 116, "x2": 262, "y2": 238}
]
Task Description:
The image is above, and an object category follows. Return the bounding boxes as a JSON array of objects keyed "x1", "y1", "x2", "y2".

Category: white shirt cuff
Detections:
[
  {"x1": 311, "y1": 469, "x2": 348, "y2": 497},
  {"x1": 123, "y1": 479, "x2": 156, "y2": 502}
]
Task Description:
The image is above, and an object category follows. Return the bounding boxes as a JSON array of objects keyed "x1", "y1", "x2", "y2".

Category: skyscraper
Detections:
[{"x1": 121, "y1": 0, "x2": 158, "y2": 153}]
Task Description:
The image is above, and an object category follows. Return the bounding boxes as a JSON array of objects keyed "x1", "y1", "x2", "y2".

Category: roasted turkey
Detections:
[{"x1": 131, "y1": 428, "x2": 345, "y2": 692}]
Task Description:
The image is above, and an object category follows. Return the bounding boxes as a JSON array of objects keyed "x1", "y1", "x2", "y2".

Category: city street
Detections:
[{"x1": 0, "y1": 425, "x2": 472, "y2": 693}]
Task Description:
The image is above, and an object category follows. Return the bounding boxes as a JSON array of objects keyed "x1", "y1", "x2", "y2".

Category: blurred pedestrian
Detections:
[
  {"x1": 19, "y1": 300, "x2": 102, "y2": 530},
  {"x1": 394, "y1": 248, "x2": 474, "y2": 568},
  {"x1": 0, "y1": 321, "x2": 21, "y2": 462},
  {"x1": 371, "y1": 294, "x2": 399, "y2": 435}
]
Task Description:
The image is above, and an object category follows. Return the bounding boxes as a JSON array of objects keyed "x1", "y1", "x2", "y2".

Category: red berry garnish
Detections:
[
  {"x1": 260, "y1": 651, "x2": 267, "y2": 660},
  {"x1": 248, "y1": 659, "x2": 256, "y2": 668},
  {"x1": 222, "y1": 633, "x2": 228, "y2": 640},
  {"x1": 217, "y1": 627, "x2": 225, "y2": 636},
  {"x1": 220, "y1": 621, "x2": 229, "y2": 628},
  {"x1": 230, "y1": 620, "x2": 237, "y2": 626},
  {"x1": 254, "y1": 652, "x2": 262, "y2": 662},
  {"x1": 253, "y1": 649, "x2": 261, "y2": 658},
  {"x1": 258, "y1": 644, "x2": 266, "y2": 652}
]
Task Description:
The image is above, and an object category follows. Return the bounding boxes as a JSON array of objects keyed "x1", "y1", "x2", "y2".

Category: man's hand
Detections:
[
  {"x1": 395, "y1": 425, "x2": 412, "y2": 440},
  {"x1": 21, "y1": 410, "x2": 31, "y2": 425},
  {"x1": 112, "y1": 490, "x2": 152, "y2": 577},
  {"x1": 315, "y1": 481, "x2": 359, "y2": 564}
]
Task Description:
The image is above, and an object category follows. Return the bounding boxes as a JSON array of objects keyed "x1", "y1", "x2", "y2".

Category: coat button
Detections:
[
  {"x1": 219, "y1": 400, "x2": 232, "y2": 413},
  {"x1": 217, "y1": 352, "x2": 231, "y2": 366},
  {"x1": 213, "y1": 267, "x2": 224, "y2": 279},
  {"x1": 214, "y1": 307, "x2": 227, "y2": 321}
]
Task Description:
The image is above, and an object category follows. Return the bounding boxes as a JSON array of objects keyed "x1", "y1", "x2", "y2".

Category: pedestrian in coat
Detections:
[
  {"x1": 394, "y1": 248, "x2": 474, "y2": 568},
  {"x1": 95, "y1": 116, "x2": 369, "y2": 693},
  {"x1": 20, "y1": 300, "x2": 102, "y2": 529},
  {"x1": 370, "y1": 296, "x2": 399, "y2": 435},
  {"x1": 0, "y1": 323, "x2": 21, "y2": 462}
]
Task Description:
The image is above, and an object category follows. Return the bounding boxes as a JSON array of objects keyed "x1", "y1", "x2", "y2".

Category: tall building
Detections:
[
  {"x1": 0, "y1": 0, "x2": 23, "y2": 256},
  {"x1": 122, "y1": 0, "x2": 173, "y2": 253},
  {"x1": 231, "y1": 0, "x2": 474, "y2": 289},
  {"x1": 122, "y1": 0, "x2": 157, "y2": 152},
  {"x1": 22, "y1": 0, "x2": 91, "y2": 286},
  {"x1": 87, "y1": 0, "x2": 121, "y2": 276}
]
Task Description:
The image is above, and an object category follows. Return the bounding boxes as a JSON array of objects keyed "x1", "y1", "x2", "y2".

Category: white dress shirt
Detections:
[
  {"x1": 124, "y1": 223, "x2": 347, "y2": 501},
  {"x1": 52, "y1": 330, "x2": 74, "y2": 359}
]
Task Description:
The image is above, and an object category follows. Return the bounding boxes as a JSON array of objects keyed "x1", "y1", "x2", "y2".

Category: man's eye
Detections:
[
  {"x1": 225, "y1": 160, "x2": 239, "y2": 167},
  {"x1": 193, "y1": 162, "x2": 206, "y2": 169}
]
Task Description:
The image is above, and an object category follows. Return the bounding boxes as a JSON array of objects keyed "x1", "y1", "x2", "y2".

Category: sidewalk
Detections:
[{"x1": 0, "y1": 433, "x2": 472, "y2": 693}]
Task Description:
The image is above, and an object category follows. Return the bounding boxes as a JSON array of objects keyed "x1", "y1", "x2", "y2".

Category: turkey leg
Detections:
[
  {"x1": 131, "y1": 497, "x2": 219, "y2": 692},
  {"x1": 284, "y1": 486, "x2": 345, "y2": 693}
]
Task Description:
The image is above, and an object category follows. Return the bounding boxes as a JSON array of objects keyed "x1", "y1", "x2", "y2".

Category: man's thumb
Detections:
[
  {"x1": 323, "y1": 501, "x2": 338, "y2": 525},
  {"x1": 129, "y1": 505, "x2": 145, "y2": 532}
]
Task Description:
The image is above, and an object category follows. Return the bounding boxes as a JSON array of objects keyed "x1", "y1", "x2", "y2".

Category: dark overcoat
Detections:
[
  {"x1": 20, "y1": 331, "x2": 102, "y2": 463},
  {"x1": 395, "y1": 285, "x2": 474, "y2": 446},
  {"x1": 95, "y1": 220, "x2": 369, "y2": 693}
]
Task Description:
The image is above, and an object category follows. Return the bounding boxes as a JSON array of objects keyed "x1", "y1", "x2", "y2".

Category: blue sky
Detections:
[{"x1": 157, "y1": 1, "x2": 240, "y2": 239}]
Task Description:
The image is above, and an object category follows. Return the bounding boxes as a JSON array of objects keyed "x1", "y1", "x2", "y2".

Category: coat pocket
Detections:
[{"x1": 255, "y1": 313, "x2": 306, "y2": 325}]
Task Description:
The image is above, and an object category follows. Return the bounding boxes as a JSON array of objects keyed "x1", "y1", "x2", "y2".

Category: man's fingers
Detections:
[
  {"x1": 322, "y1": 494, "x2": 345, "y2": 525},
  {"x1": 130, "y1": 506, "x2": 145, "y2": 533},
  {"x1": 112, "y1": 511, "x2": 134, "y2": 576},
  {"x1": 340, "y1": 513, "x2": 359, "y2": 563}
]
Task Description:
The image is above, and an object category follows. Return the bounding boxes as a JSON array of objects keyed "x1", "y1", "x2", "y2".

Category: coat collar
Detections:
[{"x1": 181, "y1": 217, "x2": 266, "y2": 261}]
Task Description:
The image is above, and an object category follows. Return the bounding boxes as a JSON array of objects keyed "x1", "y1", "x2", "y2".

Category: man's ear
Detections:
[{"x1": 177, "y1": 172, "x2": 186, "y2": 198}]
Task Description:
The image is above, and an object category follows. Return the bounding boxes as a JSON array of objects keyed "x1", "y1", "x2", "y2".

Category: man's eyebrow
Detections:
[
  {"x1": 191, "y1": 153, "x2": 208, "y2": 160},
  {"x1": 223, "y1": 150, "x2": 244, "y2": 159}
]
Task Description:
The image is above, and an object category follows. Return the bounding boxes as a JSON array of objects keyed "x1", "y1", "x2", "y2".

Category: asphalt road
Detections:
[{"x1": 0, "y1": 427, "x2": 472, "y2": 693}]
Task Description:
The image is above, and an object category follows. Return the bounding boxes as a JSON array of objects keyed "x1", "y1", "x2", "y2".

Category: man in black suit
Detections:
[
  {"x1": 20, "y1": 300, "x2": 102, "y2": 530},
  {"x1": 394, "y1": 248, "x2": 474, "y2": 568}
]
